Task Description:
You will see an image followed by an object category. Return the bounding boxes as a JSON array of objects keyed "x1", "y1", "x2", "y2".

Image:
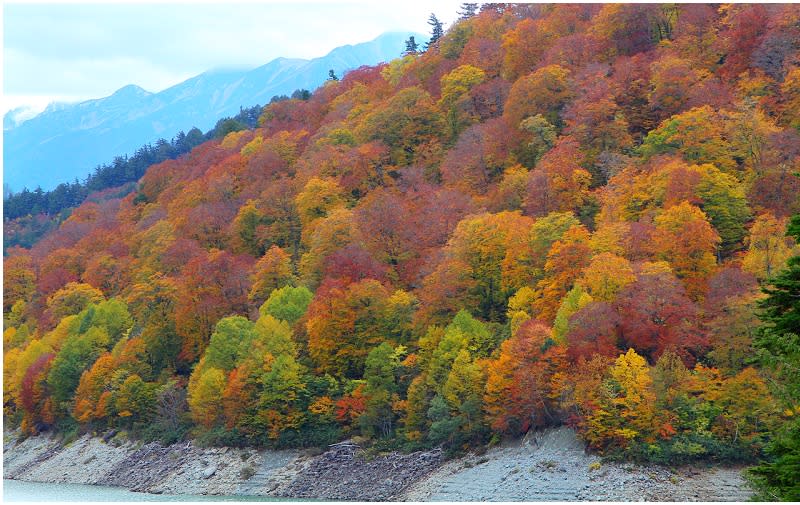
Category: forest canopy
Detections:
[{"x1": 4, "y1": 6, "x2": 800, "y2": 492}]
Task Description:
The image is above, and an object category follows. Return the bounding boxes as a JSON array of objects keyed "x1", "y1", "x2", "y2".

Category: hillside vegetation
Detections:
[
  {"x1": 3, "y1": 105, "x2": 263, "y2": 251},
  {"x1": 4, "y1": 5, "x2": 800, "y2": 497}
]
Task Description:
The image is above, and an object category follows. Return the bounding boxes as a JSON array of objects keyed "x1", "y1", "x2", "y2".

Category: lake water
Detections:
[{"x1": 3, "y1": 479, "x2": 278, "y2": 502}]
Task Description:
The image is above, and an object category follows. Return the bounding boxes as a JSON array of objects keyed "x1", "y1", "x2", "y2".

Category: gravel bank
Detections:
[
  {"x1": 397, "y1": 427, "x2": 753, "y2": 502},
  {"x1": 4, "y1": 428, "x2": 753, "y2": 501},
  {"x1": 3, "y1": 431, "x2": 301, "y2": 497},
  {"x1": 276, "y1": 443, "x2": 443, "y2": 500}
]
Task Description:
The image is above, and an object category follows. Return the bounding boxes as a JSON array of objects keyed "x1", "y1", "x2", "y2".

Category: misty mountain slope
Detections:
[{"x1": 4, "y1": 32, "x2": 416, "y2": 192}]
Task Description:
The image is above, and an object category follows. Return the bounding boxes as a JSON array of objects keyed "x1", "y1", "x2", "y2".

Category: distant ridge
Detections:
[{"x1": 4, "y1": 32, "x2": 419, "y2": 192}]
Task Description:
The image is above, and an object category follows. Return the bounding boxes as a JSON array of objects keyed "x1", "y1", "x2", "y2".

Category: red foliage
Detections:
[
  {"x1": 703, "y1": 266, "x2": 758, "y2": 316},
  {"x1": 323, "y1": 244, "x2": 388, "y2": 285},
  {"x1": 565, "y1": 302, "x2": 622, "y2": 362},
  {"x1": 485, "y1": 319, "x2": 567, "y2": 434},
  {"x1": 717, "y1": 4, "x2": 770, "y2": 79},
  {"x1": 440, "y1": 118, "x2": 519, "y2": 195},
  {"x1": 614, "y1": 268, "x2": 703, "y2": 365},
  {"x1": 335, "y1": 383, "x2": 367, "y2": 425},
  {"x1": 20, "y1": 353, "x2": 55, "y2": 433},
  {"x1": 174, "y1": 249, "x2": 253, "y2": 363}
]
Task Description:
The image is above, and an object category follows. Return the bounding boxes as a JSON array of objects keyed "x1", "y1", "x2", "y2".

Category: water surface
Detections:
[{"x1": 3, "y1": 479, "x2": 276, "y2": 502}]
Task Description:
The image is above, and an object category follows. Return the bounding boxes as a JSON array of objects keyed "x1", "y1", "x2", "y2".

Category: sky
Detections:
[{"x1": 3, "y1": 0, "x2": 463, "y2": 115}]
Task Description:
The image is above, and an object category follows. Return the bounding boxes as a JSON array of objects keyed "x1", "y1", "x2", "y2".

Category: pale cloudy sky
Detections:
[{"x1": 3, "y1": 0, "x2": 463, "y2": 114}]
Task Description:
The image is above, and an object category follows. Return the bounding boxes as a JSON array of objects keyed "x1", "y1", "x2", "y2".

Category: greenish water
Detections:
[{"x1": 3, "y1": 479, "x2": 278, "y2": 502}]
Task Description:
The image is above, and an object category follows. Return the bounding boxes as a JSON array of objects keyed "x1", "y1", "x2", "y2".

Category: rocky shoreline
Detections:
[{"x1": 3, "y1": 428, "x2": 754, "y2": 501}]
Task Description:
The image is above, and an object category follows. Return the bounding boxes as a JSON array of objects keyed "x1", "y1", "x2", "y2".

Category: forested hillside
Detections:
[
  {"x1": 3, "y1": 104, "x2": 263, "y2": 251},
  {"x1": 4, "y1": 4, "x2": 800, "y2": 498}
]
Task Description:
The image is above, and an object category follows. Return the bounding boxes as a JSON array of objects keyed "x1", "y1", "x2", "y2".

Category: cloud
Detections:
[
  {"x1": 4, "y1": 48, "x2": 194, "y2": 96},
  {"x1": 4, "y1": 1, "x2": 463, "y2": 109}
]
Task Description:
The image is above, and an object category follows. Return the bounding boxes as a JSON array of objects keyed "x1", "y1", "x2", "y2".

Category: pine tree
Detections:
[
  {"x1": 749, "y1": 213, "x2": 800, "y2": 501},
  {"x1": 425, "y1": 14, "x2": 444, "y2": 50},
  {"x1": 404, "y1": 36, "x2": 419, "y2": 56},
  {"x1": 757, "y1": 214, "x2": 800, "y2": 340},
  {"x1": 327, "y1": 69, "x2": 339, "y2": 81},
  {"x1": 458, "y1": 3, "x2": 479, "y2": 19}
]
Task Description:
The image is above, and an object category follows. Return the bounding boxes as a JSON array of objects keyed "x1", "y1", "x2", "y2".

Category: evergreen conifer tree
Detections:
[
  {"x1": 458, "y1": 3, "x2": 479, "y2": 19},
  {"x1": 426, "y1": 14, "x2": 444, "y2": 50},
  {"x1": 404, "y1": 36, "x2": 419, "y2": 56},
  {"x1": 749, "y1": 213, "x2": 800, "y2": 501}
]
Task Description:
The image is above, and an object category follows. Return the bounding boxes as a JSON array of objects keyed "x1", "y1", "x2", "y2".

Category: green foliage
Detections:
[
  {"x1": 427, "y1": 395, "x2": 460, "y2": 445},
  {"x1": 748, "y1": 419, "x2": 800, "y2": 501},
  {"x1": 637, "y1": 107, "x2": 742, "y2": 176},
  {"x1": 447, "y1": 309, "x2": 496, "y2": 358},
  {"x1": 749, "y1": 214, "x2": 800, "y2": 500},
  {"x1": 440, "y1": 65, "x2": 486, "y2": 109},
  {"x1": 205, "y1": 316, "x2": 258, "y2": 372},
  {"x1": 259, "y1": 285, "x2": 313, "y2": 325},
  {"x1": 233, "y1": 200, "x2": 264, "y2": 256},
  {"x1": 44, "y1": 300, "x2": 131, "y2": 412},
  {"x1": 439, "y1": 65, "x2": 486, "y2": 140},
  {"x1": 695, "y1": 166, "x2": 752, "y2": 256},
  {"x1": 757, "y1": 215, "x2": 800, "y2": 350},
  {"x1": 552, "y1": 286, "x2": 593, "y2": 344},
  {"x1": 114, "y1": 374, "x2": 158, "y2": 423},
  {"x1": 260, "y1": 354, "x2": 306, "y2": 405},
  {"x1": 381, "y1": 55, "x2": 415, "y2": 87},
  {"x1": 325, "y1": 128, "x2": 357, "y2": 147},
  {"x1": 520, "y1": 114, "x2": 557, "y2": 166},
  {"x1": 353, "y1": 87, "x2": 444, "y2": 166},
  {"x1": 440, "y1": 21, "x2": 473, "y2": 60},
  {"x1": 48, "y1": 327, "x2": 108, "y2": 407},
  {"x1": 425, "y1": 311, "x2": 491, "y2": 391},
  {"x1": 360, "y1": 343, "x2": 401, "y2": 438},
  {"x1": 529, "y1": 212, "x2": 582, "y2": 280},
  {"x1": 212, "y1": 118, "x2": 246, "y2": 139},
  {"x1": 80, "y1": 299, "x2": 133, "y2": 343},
  {"x1": 255, "y1": 315, "x2": 296, "y2": 357}
]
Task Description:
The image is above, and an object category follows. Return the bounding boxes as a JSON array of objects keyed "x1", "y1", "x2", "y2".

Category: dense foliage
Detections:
[
  {"x1": 3, "y1": 105, "x2": 264, "y2": 250},
  {"x1": 748, "y1": 215, "x2": 800, "y2": 500},
  {"x1": 4, "y1": 4, "x2": 800, "y2": 479}
]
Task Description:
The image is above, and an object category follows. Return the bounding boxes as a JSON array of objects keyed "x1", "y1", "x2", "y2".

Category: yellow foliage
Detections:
[
  {"x1": 507, "y1": 286, "x2": 536, "y2": 336},
  {"x1": 240, "y1": 135, "x2": 264, "y2": 157},
  {"x1": 580, "y1": 253, "x2": 635, "y2": 302},
  {"x1": 608, "y1": 349, "x2": 657, "y2": 440},
  {"x1": 3, "y1": 348, "x2": 22, "y2": 404},
  {"x1": 295, "y1": 177, "x2": 347, "y2": 230},
  {"x1": 188, "y1": 365, "x2": 227, "y2": 428},
  {"x1": 220, "y1": 130, "x2": 248, "y2": 150},
  {"x1": 589, "y1": 222, "x2": 629, "y2": 256},
  {"x1": 742, "y1": 213, "x2": 796, "y2": 281},
  {"x1": 9, "y1": 339, "x2": 53, "y2": 405},
  {"x1": 308, "y1": 396, "x2": 335, "y2": 418},
  {"x1": 439, "y1": 64, "x2": 486, "y2": 109},
  {"x1": 640, "y1": 264, "x2": 672, "y2": 279},
  {"x1": 381, "y1": 55, "x2": 416, "y2": 87}
]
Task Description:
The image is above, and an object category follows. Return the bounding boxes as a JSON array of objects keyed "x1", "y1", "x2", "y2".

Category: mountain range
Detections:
[{"x1": 3, "y1": 32, "x2": 418, "y2": 192}]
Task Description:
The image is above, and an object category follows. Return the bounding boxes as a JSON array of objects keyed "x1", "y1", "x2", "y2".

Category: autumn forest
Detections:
[{"x1": 4, "y1": 3, "x2": 800, "y2": 500}]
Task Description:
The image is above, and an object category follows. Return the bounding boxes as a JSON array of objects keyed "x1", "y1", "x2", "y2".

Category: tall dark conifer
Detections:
[
  {"x1": 749, "y1": 213, "x2": 800, "y2": 501},
  {"x1": 404, "y1": 36, "x2": 419, "y2": 55},
  {"x1": 458, "y1": 3, "x2": 479, "y2": 19},
  {"x1": 426, "y1": 14, "x2": 444, "y2": 50}
]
